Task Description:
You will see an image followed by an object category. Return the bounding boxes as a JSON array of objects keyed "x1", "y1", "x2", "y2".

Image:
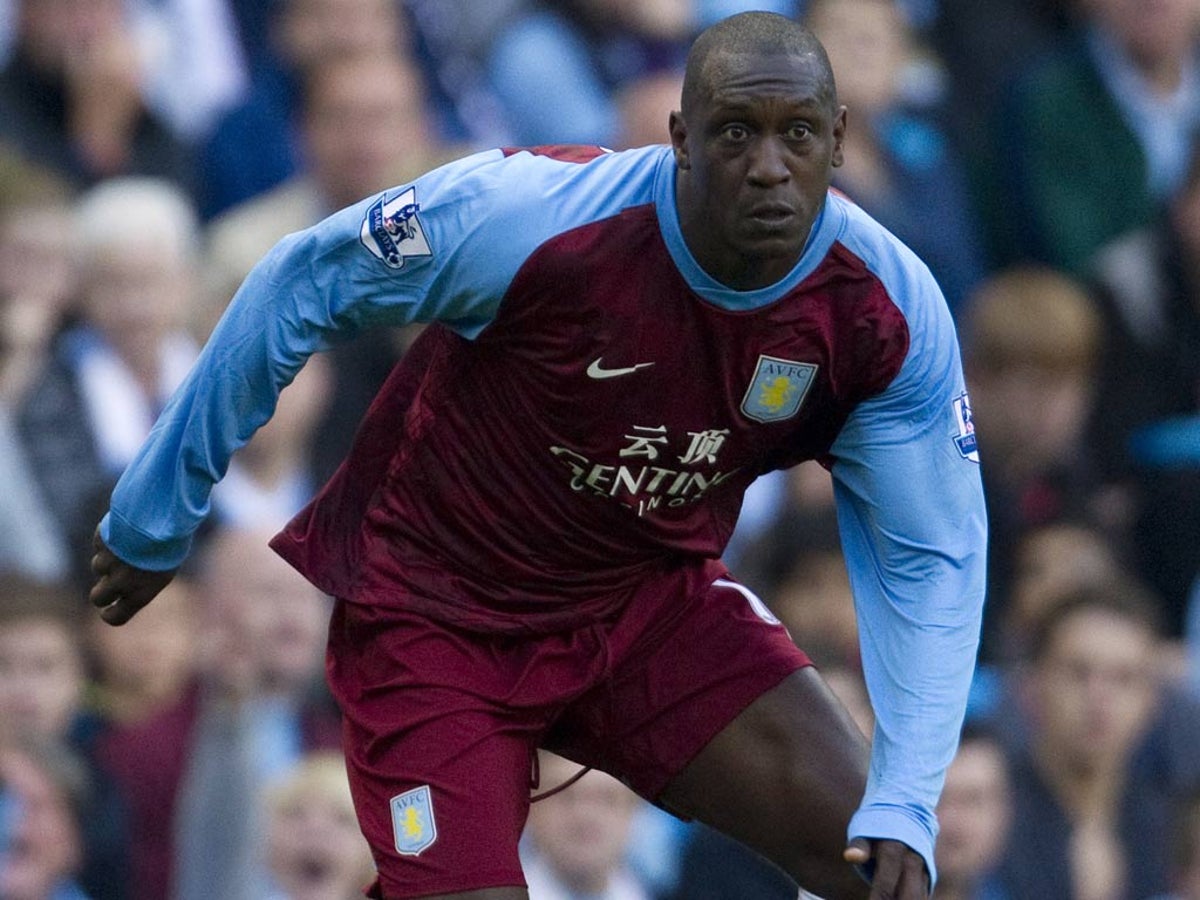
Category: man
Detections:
[
  {"x1": 88, "y1": 12, "x2": 986, "y2": 900},
  {"x1": 933, "y1": 723, "x2": 1012, "y2": 900},
  {"x1": 520, "y1": 751, "x2": 654, "y2": 900},
  {"x1": 998, "y1": 581, "x2": 1171, "y2": 898}
]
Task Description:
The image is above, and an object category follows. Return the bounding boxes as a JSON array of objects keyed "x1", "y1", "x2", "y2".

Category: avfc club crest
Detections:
[
  {"x1": 361, "y1": 187, "x2": 431, "y2": 269},
  {"x1": 391, "y1": 785, "x2": 437, "y2": 856},
  {"x1": 741, "y1": 355, "x2": 818, "y2": 423}
]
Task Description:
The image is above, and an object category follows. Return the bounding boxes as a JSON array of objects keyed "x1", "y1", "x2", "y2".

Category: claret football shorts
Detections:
[{"x1": 325, "y1": 566, "x2": 810, "y2": 899}]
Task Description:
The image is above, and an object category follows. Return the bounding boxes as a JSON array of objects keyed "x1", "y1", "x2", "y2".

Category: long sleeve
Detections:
[
  {"x1": 98, "y1": 151, "x2": 517, "y2": 570},
  {"x1": 829, "y1": 268, "x2": 987, "y2": 886}
]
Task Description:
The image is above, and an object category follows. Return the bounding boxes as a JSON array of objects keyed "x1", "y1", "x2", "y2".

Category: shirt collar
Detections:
[{"x1": 652, "y1": 149, "x2": 844, "y2": 310}]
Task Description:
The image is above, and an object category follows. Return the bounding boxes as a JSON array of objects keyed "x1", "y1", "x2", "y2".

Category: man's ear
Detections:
[
  {"x1": 668, "y1": 110, "x2": 690, "y2": 170},
  {"x1": 831, "y1": 105, "x2": 848, "y2": 169}
]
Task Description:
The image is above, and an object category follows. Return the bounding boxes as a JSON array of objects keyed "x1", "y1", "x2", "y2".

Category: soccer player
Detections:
[{"x1": 88, "y1": 12, "x2": 986, "y2": 900}]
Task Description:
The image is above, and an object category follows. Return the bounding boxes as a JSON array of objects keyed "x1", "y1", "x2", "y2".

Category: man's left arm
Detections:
[{"x1": 828, "y1": 283, "x2": 987, "y2": 892}]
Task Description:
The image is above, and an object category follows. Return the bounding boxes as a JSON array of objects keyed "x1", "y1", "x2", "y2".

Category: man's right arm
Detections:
[{"x1": 97, "y1": 150, "x2": 516, "y2": 575}]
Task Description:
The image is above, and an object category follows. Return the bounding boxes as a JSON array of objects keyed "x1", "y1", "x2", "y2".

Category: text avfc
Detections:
[{"x1": 550, "y1": 446, "x2": 741, "y2": 517}]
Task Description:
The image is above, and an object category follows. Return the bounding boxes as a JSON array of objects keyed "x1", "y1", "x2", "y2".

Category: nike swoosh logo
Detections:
[{"x1": 586, "y1": 357, "x2": 655, "y2": 379}]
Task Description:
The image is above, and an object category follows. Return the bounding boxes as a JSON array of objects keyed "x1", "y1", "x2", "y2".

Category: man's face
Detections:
[
  {"x1": 935, "y1": 740, "x2": 1011, "y2": 883},
  {"x1": 1029, "y1": 608, "x2": 1159, "y2": 773},
  {"x1": 671, "y1": 50, "x2": 845, "y2": 289},
  {"x1": 267, "y1": 783, "x2": 374, "y2": 900},
  {"x1": 0, "y1": 620, "x2": 83, "y2": 741},
  {"x1": 304, "y1": 56, "x2": 426, "y2": 211}
]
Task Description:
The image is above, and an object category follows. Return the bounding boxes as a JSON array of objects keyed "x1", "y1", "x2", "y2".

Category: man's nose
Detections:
[{"x1": 747, "y1": 137, "x2": 791, "y2": 185}]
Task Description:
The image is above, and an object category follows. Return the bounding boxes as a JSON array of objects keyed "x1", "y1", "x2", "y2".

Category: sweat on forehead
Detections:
[{"x1": 681, "y1": 11, "x2": 835, "y2": 115}]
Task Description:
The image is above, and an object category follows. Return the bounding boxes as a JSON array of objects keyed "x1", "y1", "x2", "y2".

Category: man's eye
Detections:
[
  {"x1": 786, "y1": 124, "x2": 813, "y2": 141},
  {"x1": 722, "y1": 124, "x2": 750, "y2": 141}
]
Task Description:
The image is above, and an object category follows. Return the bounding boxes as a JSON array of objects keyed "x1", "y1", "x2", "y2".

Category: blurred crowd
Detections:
[{"x1": 0, "y1": 0, "x2": 1198, "y2": 898}]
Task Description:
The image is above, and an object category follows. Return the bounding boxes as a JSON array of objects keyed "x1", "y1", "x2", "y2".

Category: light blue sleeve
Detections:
[
  {"x1": 829, "y1": 255, "x2": 987, "y2": 887},
  {"x1": 100, "y1": 149, "x2": 540, "y2": 569}
]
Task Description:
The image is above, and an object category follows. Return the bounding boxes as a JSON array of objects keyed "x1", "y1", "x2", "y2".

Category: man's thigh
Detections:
[
  {"x1": 659, "y1": 666, "x2": 871, "y2": 898},
  {"x1": 544, "y1": 574, "x2": 870, "y2": 898}
]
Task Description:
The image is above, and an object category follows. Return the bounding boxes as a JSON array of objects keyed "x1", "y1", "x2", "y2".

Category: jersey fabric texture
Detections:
[{"x1": 100, "y1": 143, "x2": 988, "y2": 882}]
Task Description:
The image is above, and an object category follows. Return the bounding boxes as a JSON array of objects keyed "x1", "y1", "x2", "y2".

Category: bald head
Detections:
[{"x1": 681, "y1": 12, "x2": 836, "y2": 118}]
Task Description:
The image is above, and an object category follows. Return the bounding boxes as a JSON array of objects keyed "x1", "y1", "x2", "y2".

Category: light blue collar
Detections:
[{"x1": 652, "y1": 149, "x2": 843, "y2": 310}]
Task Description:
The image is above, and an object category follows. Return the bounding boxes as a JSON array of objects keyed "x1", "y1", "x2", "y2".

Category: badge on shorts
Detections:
[
  {"x1": 741, "y1": 355, "x2": 818, "y2": 423},
  {"x1": 391, "y1": 785, "x2": 438, "y2": 856}
]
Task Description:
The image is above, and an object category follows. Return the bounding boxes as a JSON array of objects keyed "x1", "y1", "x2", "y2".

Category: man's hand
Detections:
[
  {"x1": 89, "y1": 529, "x2": 178, "y2": 625},
  {"x1": 844, "y1": 838, "x2": 930, "y2": 899}
]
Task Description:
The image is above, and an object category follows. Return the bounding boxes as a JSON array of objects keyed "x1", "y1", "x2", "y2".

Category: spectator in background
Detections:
[
  {"x1": 933, "y1": 723, "x2": 1012, "y2": 900},
  {"x1": 0, "y1": 174, "x2": 75, "y2": 407},
  {"x1": 17, "y1": 177, "x2": 201, "y2": 572},
  {"x1": 405, "y1": 0, "x2": 799, "y2": 149},
  {"x1": 1190, "y1": 586, "x2": 1200, "y2": 701},
  {"x1": 172, "y1": 523, "x2": 339, "y2": 900},
  {"x1": 0, "y1": 0, "x2": 246, "y2": 140},
  {"x1": 667, "y1": 822, "x2": 795, "y2": 900},
  {"x1": 262, "y1": 752, "x2": 376, "y2": 900},
  {"x1": 997, "y1": 581, "x2": 1172, "y2": 899},
  {"x1": 965, "y1": 516, "x2": 1135, "y2": 723},
  {"x1": 803, "y1": 0, "x2": 987, "y2": 315},
  {"x1": 0, "y1": 734, "x2": 93, "y2": 900},
  {"x1": 0, "y1": 574, "x2": 131, "y2": 899},
  {"x1": 199, "y1": 0, "x2": 410, "y2": 219},
  {"x1": 981, "y1": 0, "x2": 1200, "y2": 274},
  {"x1": 769, "y1": 544, "x2": 860, "y2": 671},
  {"x1": 927, "y1": 0, "x2": 1074, "y2": 125},
  {"x1": 204, "y1": 48, "x2": 453, "y2": 484},
  {"x1": 0, "y1": 0, "x2": 196, "y2": 198},
  {"x1": 1087, "y1": 137, "x2": 1200, "y2": 635},
  {"x1": 84, "y1": 578, "x2": 198, "y2": 900},
  {"x1": 521, "y1": 751, "x2": 659, "y2": 900},
  {"x1": 925, "y1": 0, "x2": 1075, "y2": 243},
  {"x1": 0, "y1": 175, "x2": 74, "y2": 582},
  {"x1": 209, "y1": 355, "x2": 333, "y2": 532},
  {"x1": 203, "y1": 51, "x2": 444, "y2": 321},
  {"x1": 612, "y1": 67, "x2": 684, "y2": 150},
  {"x1": 723, "y1": 465, "x2": 858, "y2": 670},
  {"x1": 401, "y1": 0, "x2": 531, "y2": 148},
  {"x1": 0, "y1": 578, "x2": 85, "y2": 748},
  {"x1": 124, "y1": 0, "x2": 247, "y2": 143},
  {"x1": 482, "y1": 0, "x2": 696, "y2": 147},
  {"x1": 725, "y1": 459, "x2": 836, "y2": 584},
  {"x1": 959, "y1": 266, "x2": 1115, "y2": 658},
  {"x1": 999, "y1": 518, "x2": 1131, "y2": 664}
]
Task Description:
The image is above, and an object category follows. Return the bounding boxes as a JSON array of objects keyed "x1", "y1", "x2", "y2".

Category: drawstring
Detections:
[
  {"x1": 530, "y1": 763, "x2": 592, "y2": 802},
  {"x1": 529, "y1": 625, "x2": 609, "y2": 803}
]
